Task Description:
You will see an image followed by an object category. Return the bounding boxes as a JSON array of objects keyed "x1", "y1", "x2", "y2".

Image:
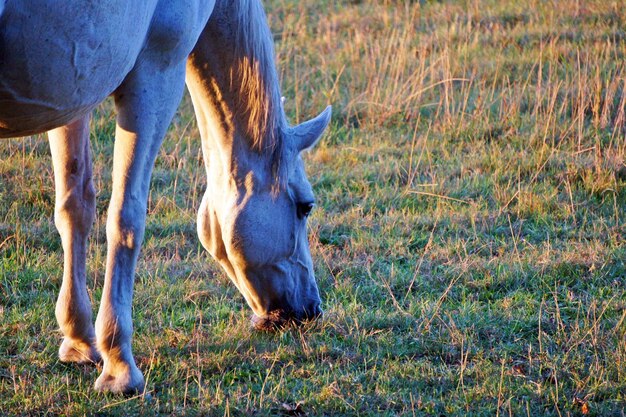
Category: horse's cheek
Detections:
[{"x1": 230, "y1": 198, "x2": 294, "y2": 267}]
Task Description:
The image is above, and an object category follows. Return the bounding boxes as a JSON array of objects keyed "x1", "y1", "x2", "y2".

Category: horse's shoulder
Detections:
[{"x1": 146, "y1": 0, "x2": 213, "y2": 61}]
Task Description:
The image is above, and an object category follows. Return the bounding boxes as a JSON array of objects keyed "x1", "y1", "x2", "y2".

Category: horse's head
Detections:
[
  {"x1": 186, "y1": 1, "x2": 332, "y2": 329},
  {"x1": 196, "y1": 106, "x2": 332, "y2": 330}
]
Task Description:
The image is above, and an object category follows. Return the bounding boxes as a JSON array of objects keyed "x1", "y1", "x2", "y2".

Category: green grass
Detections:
[{"x1": 1, "y1": 0, "x2": 625, "y2": 415}]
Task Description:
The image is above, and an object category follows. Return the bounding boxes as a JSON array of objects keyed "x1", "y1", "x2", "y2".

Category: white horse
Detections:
[{"x1": 0, "y1": 0, "x2": 330, "y2": 394}]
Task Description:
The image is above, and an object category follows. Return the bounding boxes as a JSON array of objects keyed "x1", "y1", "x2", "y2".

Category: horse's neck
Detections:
[{"x1": 186, "y1": 1, "x2": 285, "y2": 189}]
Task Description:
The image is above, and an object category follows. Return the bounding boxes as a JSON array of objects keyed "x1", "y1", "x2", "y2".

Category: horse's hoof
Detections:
[
  {"x1": 94, "y1": 366, "x2": 145, "y2": 395},
  {"x1": 59, "y1": 338, "x2": 101, "y2": 365}
]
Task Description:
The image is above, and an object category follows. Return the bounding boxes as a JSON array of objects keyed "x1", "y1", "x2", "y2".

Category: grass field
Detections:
[{"x1": 1, "y1": 0, "x2": 625, "y2": 415}]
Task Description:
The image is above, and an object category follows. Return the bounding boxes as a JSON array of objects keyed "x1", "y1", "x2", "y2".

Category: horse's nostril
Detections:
[{"x1": 300, "y1": 303, "x2": 322, "y2": 321}]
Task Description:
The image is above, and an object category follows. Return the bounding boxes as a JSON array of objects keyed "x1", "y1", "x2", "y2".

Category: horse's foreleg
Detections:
[
  {"x1": 93, "y1": 60, "x2": 187, "y2": 394},
  {"x1": 48, "y1": 114, "x2": 100, "y2": 364}
]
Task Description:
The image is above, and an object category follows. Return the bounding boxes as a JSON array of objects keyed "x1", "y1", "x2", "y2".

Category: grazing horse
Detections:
[{"x1": 0, "y1": 0, "x2": 330, "y2": 394}]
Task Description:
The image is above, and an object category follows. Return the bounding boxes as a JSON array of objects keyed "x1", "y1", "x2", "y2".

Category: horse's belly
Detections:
[
  {"x1": 0, "y1": 0, "x2": 155, "y2": 137},
  {"x1": 0, "y1": 101, "x2": 95, "y2": 138}
]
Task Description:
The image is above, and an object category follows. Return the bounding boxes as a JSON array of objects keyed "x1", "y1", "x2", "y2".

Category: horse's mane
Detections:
[{"x1": 231, "y1": 0, "x2": 286, "y2": 187}]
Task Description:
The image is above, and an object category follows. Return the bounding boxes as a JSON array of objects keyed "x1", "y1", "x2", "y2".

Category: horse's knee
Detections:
[
  {"x1": 106, "y1": 200, "x2": 146, "y2": 251},
  {"x1": 54, "y1": 179, "x2": 96, "y2": 237}
]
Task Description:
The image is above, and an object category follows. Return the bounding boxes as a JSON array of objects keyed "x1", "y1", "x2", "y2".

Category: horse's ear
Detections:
[{"x1": 292, "y1": 106, "x2": 332, "y2": 152}]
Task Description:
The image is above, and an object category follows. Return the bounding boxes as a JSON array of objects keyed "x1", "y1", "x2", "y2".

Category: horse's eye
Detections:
[{"x1": 296, "y1": 202, "x2": 314, "y2": 219}]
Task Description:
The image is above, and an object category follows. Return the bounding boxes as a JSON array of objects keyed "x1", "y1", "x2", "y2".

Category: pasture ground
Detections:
[{"x1": 1, "y1": 0, "x2": 624, "y2": 415}]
